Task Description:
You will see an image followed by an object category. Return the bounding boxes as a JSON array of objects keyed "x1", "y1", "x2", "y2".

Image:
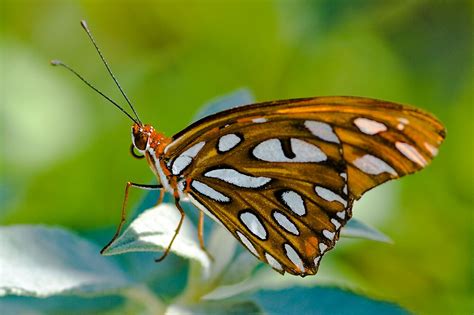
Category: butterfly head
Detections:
[
  {"x1": 131, "y1": 123, "x2": 171, "y2": 157},
  {"x1": 131, "y1": 123, "x2": 154, "y2": 153}
]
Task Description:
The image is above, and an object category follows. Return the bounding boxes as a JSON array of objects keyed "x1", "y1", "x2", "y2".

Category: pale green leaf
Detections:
[{"x1": 0, "y1": 225, "x2": 131, "y2": 297}]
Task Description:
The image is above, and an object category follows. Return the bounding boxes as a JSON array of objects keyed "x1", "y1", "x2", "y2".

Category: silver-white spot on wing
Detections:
[
  {"x1": 252, "y1": 138, "x2": 327, "y2": 163},
  {"x1": 331, "y1": 218, "x2": 341, "y2": 229},
  {"x1": 315, "y1": 186, "x2": 347, "y2": 207},
  {"x1": 191, "y1": 180, "x2": 230, "y2": 203},
  {"x1": 272, "y1": 211, "x2": 299, "y2": 235},
  {"x1": 313, "y1": 256, "x2": 321, "y2": 266},
  {"x1": 336, "y1": 211, "x2": 346, "y2": 219},
  {"x1": 322, "y1": 229, "x2": 335, "y2": 241},
  {"x1": 281, "y1": 190, "x2": 306, "y2": 216},
  {"x1": 177, "y1": 180, "x2": 185, "y2": 192},
  {"x1": 396, "y1": 142, "x2": 427, "y2": 167},
  {"x1": 424, "y1": 142, "x2": 438, "y2": 157},
  {"x1": 239, "y1": 211, "x2": 267, "y2": 240},
  {"x1": 252, "y1": 117, "x2": 267, "y2": 123},
  {"x1": 171, "y1": 141, "x2": 206, "y2": 175},
  {"x1": 236, "y1": 231, "x2": 259, "y2": 257},
  {"x1": 204, "y1": 168, "x2": 271, "y2": 188},
  {"x1": 340, "y1": 172, "x2": 347, "y2": 180},
  {"x1": 284, "y1": 243, "x2": 305, "y2": 273},
  {"x1": 304, "y1": 120, "x2": 340, "y2": 143},
  {"x1": 319, "y1": 243, "x2": 328, "y2": 254},
  {"x1": 353, "y1": 154, "x2": 398, "y2": 176},
  {"x1": 354, "y1": 117, "x2": 387, "y2": 135},
  {"x1": 265, "y1": 253, "x2": 283, "y2": 271},
  {"x1": 218, "y1": 134, "x2": 241, "y2": 152}
]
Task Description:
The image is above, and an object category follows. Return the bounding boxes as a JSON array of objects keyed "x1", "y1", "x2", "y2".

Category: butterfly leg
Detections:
[
  {"x1": 156, "y1": 189, "x2": 165, "y2": 206},
  {"x1": 155, "y1": 196, "x2": 185, "y2": 262},
  {"x1": 198, "y1": 211, "x2": 214, "y2": 261},
  {"x1": 100, "y1": 182, "x2": 162, "y2": 254}
]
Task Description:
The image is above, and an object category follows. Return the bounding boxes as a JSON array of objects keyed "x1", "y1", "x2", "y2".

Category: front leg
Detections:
[{"x1": 101, "y1": 182, "x2": 162, "y2": 254}]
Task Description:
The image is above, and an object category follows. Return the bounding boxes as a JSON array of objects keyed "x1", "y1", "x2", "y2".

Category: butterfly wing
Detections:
[
  {"x1": 163, "y1": 96, "x2": 445, "y2": 275},
  {"x1": 184, "y1": 119, "x2": 349, "y2": 276}
]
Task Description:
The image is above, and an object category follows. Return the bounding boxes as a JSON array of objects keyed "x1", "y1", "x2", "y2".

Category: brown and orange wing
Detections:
[{"x1": 163, "y1": 96, "x2": 445, "y2": 276}]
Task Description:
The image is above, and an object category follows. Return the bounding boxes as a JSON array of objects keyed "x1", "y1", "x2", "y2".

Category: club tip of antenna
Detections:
[
  {"x1": 50, "y1": 59, "x2": 62, "y2": 66},
  {"x1": 80, "y1": 20, "x2": 88, "y2": 30}
]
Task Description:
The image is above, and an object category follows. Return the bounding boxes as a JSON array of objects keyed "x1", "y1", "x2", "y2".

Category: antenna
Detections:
[
  {"x1": 51, "y1": 60, "x2": 139, "y2": 125},
  {"x1": 80, "y1": 20, "x2": 142, "y2": 125}
]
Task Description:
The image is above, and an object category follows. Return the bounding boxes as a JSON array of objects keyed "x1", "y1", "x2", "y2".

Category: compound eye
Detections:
[
  {"x1": 130, "y1": 143, "x2": 145, "y2": 159},
  {"x1": 133, "y1": 132, "x2": 149, "y2": 150}
]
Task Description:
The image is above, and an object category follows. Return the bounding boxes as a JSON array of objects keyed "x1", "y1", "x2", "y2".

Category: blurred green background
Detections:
[{"x1": 1, "y1": 1, "x2": 472, "y2": 314}]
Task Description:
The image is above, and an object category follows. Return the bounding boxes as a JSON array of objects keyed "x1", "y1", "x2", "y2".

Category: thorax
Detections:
[{"x1": 145, "y1": 132, "x2": 174, "y2": 191}]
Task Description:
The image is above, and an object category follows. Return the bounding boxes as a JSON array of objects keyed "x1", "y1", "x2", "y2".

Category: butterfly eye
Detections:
[
  {"x1": 130, "y1": 143, "x2": 144, "y2": 159},
  {"x1": 133, "y1": 132, "x2": 149, "y2": 151}
]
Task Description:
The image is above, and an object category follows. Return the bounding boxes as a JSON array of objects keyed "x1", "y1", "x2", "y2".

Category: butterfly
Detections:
[{"x1": 53, "y1": 21, "x2": 446, "y2": 277}]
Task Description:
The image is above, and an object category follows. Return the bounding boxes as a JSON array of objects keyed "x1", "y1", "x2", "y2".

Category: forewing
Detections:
[{"x1": 167, "y1": 96, "x2": 445, "y2": 198}]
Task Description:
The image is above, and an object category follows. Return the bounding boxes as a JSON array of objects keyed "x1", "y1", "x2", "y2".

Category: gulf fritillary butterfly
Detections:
[{"x1": 53, "y1": 21, "x2": 445, "y2": 277}]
